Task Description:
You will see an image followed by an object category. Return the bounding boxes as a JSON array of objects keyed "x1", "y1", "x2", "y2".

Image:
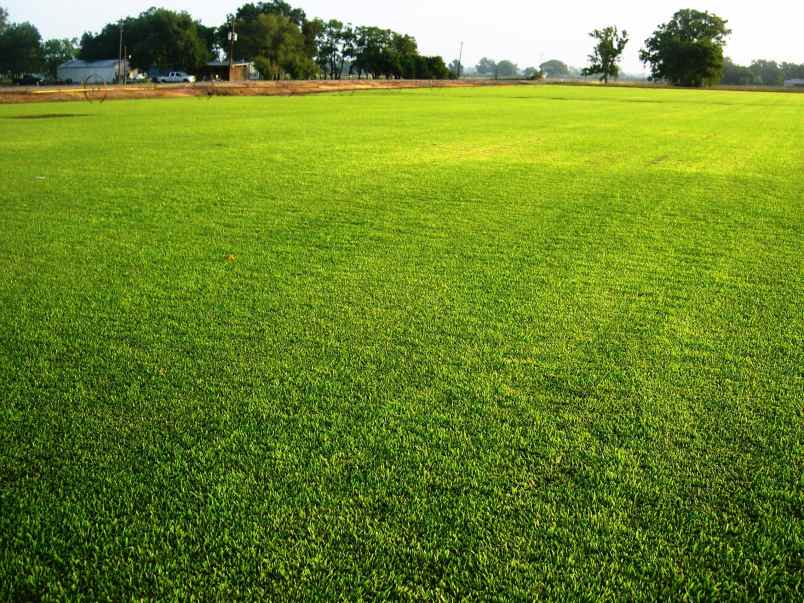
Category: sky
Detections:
[{"x1": 4, "y1": 1, "x2": 803, "y2": 74}]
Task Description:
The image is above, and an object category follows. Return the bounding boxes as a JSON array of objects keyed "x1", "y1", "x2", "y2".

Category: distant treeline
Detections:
[
  {"x1": 0, "y1": 2, "x2": 451, "y2": 81},
  {"x1": 470, "y1": 56, "x2": 804, "y2": 86},
  {"x1": 1, "y1": 3, "x2": 802, "y2": 86},
  {"x1": 720, "y1": 59, "x2": 804, "y2": 86}
]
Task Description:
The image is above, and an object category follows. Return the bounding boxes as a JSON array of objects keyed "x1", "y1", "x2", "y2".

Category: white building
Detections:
[
  {"x1": 57, "y1": 59, "x2": 129, "y2": 84},
  {"x1": 784, "y1": 79, "x2": 804, "y2": 88}
]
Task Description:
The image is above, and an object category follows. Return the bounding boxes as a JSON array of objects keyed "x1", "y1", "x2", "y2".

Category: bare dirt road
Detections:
[{"x1": 0, "y1": 79, "x2": 518, "y2": 104}]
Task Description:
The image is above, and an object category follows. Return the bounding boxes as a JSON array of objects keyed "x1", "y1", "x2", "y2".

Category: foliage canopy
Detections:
[
  {"x1": 639, "y1": 9, "x2": 731, "y2": 87},
  {"x1": 581, "y1": 27, "x2": 628, "y2": 84}
]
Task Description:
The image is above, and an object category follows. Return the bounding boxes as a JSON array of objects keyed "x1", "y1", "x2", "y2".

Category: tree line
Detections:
[
  {"x1": 559, "y1": 9, "x2": 801, "y2": 87},
  {"x1": 1, "y1": 4, "x2": 802, "y2": 86},
  {"x1": 0, "y1": 2, "x2": 449, "y2": 82},
  {"x1": 472, "y1": 10, "x2": 801, "y2": 89},
  {"x1": 720, "y1": 59, "x2": 804, "y2": 87}
]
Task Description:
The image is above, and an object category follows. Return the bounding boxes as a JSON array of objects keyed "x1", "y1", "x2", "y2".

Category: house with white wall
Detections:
[{"x1": 57, "y1": 59, "x2": 128, "y2": 84}]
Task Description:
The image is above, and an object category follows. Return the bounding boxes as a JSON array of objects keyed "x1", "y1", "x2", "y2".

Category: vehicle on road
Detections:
[
  {"x1": 157, "y1": 72, "x2": 196, "y2": 84},
  {"x1": 15, "y1": 74, "x2": 43, "y2": 86}
]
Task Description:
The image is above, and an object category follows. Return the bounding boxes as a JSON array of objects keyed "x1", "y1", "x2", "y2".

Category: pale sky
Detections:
[{"x1": 4, "y1": 1, "x2": 803, "y2": 74}]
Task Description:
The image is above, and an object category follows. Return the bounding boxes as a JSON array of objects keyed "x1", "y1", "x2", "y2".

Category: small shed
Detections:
[
  {"x1": 57, "y1": 59, "x2": 128, "y2": 84},
  {"x1": 783, "y1": 79, "x2": 804, "y2": 88},
  {"x1": 198, "y1": 61, "x2": 259, "y2": 82}
]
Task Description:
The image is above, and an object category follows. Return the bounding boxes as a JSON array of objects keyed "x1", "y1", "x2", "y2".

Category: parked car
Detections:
[
  {"x1": 157, "y1": 71, "x2": 196, "y2": 84},
  {"x1": 15, "y1": 74, "x2": 42, "y2": 86}
]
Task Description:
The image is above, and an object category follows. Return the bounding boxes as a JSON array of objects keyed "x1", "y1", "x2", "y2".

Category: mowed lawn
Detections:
[{"x1": 0, "y1": 85, "x2": 801, "y2": 600}]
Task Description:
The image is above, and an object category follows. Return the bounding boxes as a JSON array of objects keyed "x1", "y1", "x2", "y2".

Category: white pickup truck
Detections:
[{"x1": 157, "y1": 71, "x2": 196, "y2": 83}]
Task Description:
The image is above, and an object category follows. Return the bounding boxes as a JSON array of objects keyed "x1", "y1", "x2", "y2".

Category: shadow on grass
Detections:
[{"x1": 5, "y1": 113, "x2": 90, "y2": 120}]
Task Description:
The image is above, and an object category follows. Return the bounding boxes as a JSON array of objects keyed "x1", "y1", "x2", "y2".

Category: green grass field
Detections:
[{"x1": 1, "y1": 85, "x2": 802, "y2": 600}]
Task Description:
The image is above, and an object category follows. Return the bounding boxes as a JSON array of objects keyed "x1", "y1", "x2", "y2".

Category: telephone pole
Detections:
[
  {"x1": 457, "y1": 41, "x2": 464, "y2": 79},
  {"x1": 228, "y1": 18, "x2": 237, "y2": 81},
  {"x1": 118, "y1": 20, "x2": 124, "y2": 84}
]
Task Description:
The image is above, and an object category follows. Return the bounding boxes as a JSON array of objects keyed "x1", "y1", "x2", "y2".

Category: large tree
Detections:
[
  {"x1": 474, "y1": 58, "x2": 518, "y2": 79},
  {"x1": 720, "y1": 58, "x2": 804, "y2": 86},
  {"x1": 316, "y1": 19, "x2": 353, "y2": 79},
  {"x1": 640, "y1": 9, "x2": 731, "y2": 87},
  {"x1": 222, "y1": 3, "x2": 318, "y2": 79},
  {"x1": 539, "y1": 59, "x2": 569, "y2": 78},
  {"x1": 347, "y1": 26, "x2": 445, "y2": 80},
  {"x1": 413, "y1": 55, "x2": 449, "y2": 79},
  {"x1": 0, "y1": 6, "x2": 9, "y2": 34},
  {"x1": 351, "y1": 27, "x2": 394, "y2": 78},
  {"x1": 749, "y1": 60, "x2": 783, "y2": 87},
  {"x1": 781, "y1": 62, "x2": 804, "y2": 81},
  {"x1": 475, "y1": 57, "x2": 497, "y2": 77},
  {"x1": 196, "y1": 24, "x2": 218, "y2": 59},
  {"x1": 228, "y1": 2, "x2": 319, "y2": 62},
  {"x1": 581, "y1": 26, "x2": 628, "y2": 84},
  {"x1": 235, "y1": 1, "x2": 305, "y2": 27},
  {"x1": 720, "y1": 58, "x2": 753, "y2": 86},
  {"x1": 522, "y1": 66, "x2": 544, "y2": 80},
  {"x1": 391, "y1": 33, "x2": 419, "y2": 79},
  {"x1": 238, "y1": 13, "x2": 317, "y2": 79},
  {"x1": 42, "y1": 38, "x2": 79, "y2": 77},
  {"x1": 0, "y1": 21, "x2": 42, "y2": 77},
  {"x1": 495, "y1": 60, "x2": 519, "y2": 78},
  {"x1": 81, "y1": 8, "x2": 210, "y2": 71}
]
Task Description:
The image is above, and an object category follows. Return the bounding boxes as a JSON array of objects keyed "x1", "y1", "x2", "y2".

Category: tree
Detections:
[
  {"x1": 581, "y1": 26, "x2": 628, "y2": 84},
  {"x1": 219, "y1": 3, "x2": 318, "y2": 79},
  {"x1": 301, "y1": 18, "x2": 323, "y2": 60},
  {"x1": 749, "y1": 60, "x2": 783, "y2": 86},
  {"x1": 475, "y1": 57, "x2": 497, "y2": 77},
  {"x1": 236, "y1": 13, "x2": 316, "y2": 79},
  {"x1": 475, "y1": 58, "x2": 518, "y2": 79},
  {"x1": 81, "y1": 9, "x2": 210, "y2": 72},
  {"x1": 315, "y1": 19, "x2": 341, "y2": 78},
  {"x1": 315, "y1": 19, "x2": 352, "y2": 79},
  {"x1": 230, "y1": 2, "x2": 320, "y2": 56},
  {"x1": 196, "y1": 24, "x2": 218, "y2": 59},
  {"x1": 495, "y1": 60, "x2": 519, "y2": 78},
  {"x1": 720, "y1": 58, "x2": 804, "y2": 86},
  {"x1": 413, "y1": 56, "x2": 449, "y2": 79},
  {"x1": 235, "y1": 1, "x2": 306, "y2": 28},
  {"x1": 781, "y1": 62, "x2": 804, "y2": 81},
  {"x1": 42, "y1": 38, "x2": 78, "y2": 77},
  {"x1": 640, "y1": 9, "x2": 731, "y2": 87},
  {"x1": 390, "y1": 32, "x2": 419, "y2": 79},
  {"x1": 522, "y1": 67, "x2": 544, "y2": 80},
  {"x1": 315, "y1": 20, "x2": 354, "y2": 79},
  {"x1": 0, "y1": 6, "x2": 8, "y2": 34},
  {"x1": 428, "y1": 56, "x2": 450, "y2": 79},
  {"x1": 0, "y1": 22, "x2": 42, "y2": 77},
  {"x1": 539, "y1": 59, "x2": 569, "y2": 78},
  {"x1": 448, "y1": 59, "x2": 462, "y2": 79},
  {"x1": 720, "y1": 58, "x2": 753, "y2": 86},
  {"x1": 351, "y1": 26, "x2": 393, "y2": 78},
  {"x1": 347, "y1": 26, "x2": 447, "y2": 80}
]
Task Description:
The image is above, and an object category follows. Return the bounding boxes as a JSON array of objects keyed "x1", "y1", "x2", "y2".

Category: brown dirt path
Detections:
[{"x1": 0, "y1": 79, "x2": 519, "y2": 104}]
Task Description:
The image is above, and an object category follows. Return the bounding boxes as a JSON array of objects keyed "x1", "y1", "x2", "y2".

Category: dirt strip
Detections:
[
  {"x1": 0, "y1": 79, "x2": 520, "y2": 104},
  {"x1": 3, "y1": 79, "x2": 799, "y2": 104}
]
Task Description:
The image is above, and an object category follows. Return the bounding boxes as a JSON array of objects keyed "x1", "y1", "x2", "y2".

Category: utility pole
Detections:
[
  {"x1": 228, "y1": 17, "x2": 237, "y2": 81},
  {"x1": 118, "y1": 20, "x2": 124, "y2": 85},
  {"x1": 457, "y1": 41, "x2": 464, "y2": 79}
]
